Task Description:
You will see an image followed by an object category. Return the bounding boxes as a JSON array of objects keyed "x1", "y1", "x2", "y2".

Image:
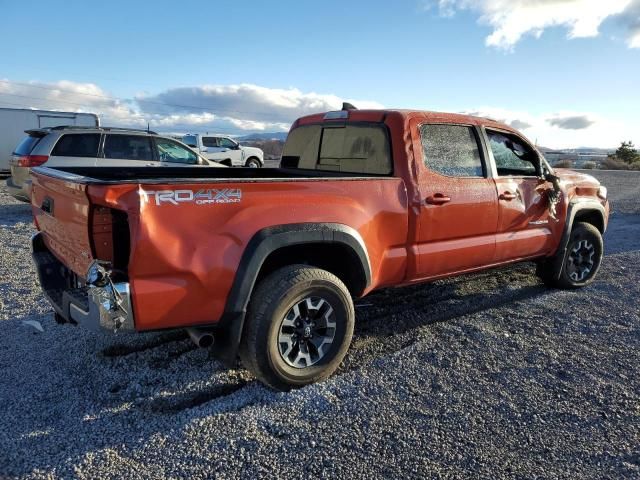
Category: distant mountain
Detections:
[
  {"x1": 237, "y1": 132, "x2": 288, "y2": 142},
  {"x1": 538, "y1": 146, "x2": 615, "y2": 154}
]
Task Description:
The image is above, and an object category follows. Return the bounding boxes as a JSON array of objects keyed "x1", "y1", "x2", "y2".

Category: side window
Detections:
[
  {"x1": 155, "y1": 138, "x2": 198, "y2": 164},
  {"x1": 202, "y1": 137, "x2": 218, "y2": 148},
  {"x1": 51, "y1": 134, "x2": 100, "y2": 158},
  {"x1": 103, "y1": 135, "x2": 154, "y2": 161},
  {"x1": 219, "y1": 137, "x2": 237, "y2": 149},
  {"x1": 486, "y1": 130, "x2": 538, "y2": 176},
  {"x1": 420, "y1": 124, "x2": 484, "y2": 177}
]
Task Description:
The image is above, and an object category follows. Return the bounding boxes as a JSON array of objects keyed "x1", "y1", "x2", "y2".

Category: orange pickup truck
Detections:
[{"x1": 30, "y1": 106, "x2": 610, "y2": 390}]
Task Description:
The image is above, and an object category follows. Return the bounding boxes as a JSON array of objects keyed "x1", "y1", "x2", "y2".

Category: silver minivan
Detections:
[{"x1": 6, "y1": 126, "x2": 222, "y2": 201}]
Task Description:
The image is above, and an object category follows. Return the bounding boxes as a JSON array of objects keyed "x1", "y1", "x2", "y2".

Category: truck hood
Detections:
[
  {"x1": 240, "y1": 146, "x2": 263, "y2": 157},
  {"x1": 553, "y1": 168, "x2": 600, "y2": 188}
]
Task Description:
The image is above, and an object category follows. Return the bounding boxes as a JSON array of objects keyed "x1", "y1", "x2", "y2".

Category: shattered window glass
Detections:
[
  {"x1": 420, "y1": 124, "x2": 484, "y2": 177},
  {"x1": 487, "y1": 130, "x2": 537, "y2": 176}
]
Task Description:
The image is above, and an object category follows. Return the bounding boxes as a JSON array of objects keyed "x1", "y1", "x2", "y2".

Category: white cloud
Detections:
[
  {"x1": 0, "y1": 79, "x2": 382, "y2": 135},
  {"x1": 0, "y1": 78, "x2": 140, "y2": 124},
  {"x1": 135, "y1": 84, "x2": 383, "y2": 131},
  {"x1": 426, "y1": 0, "x2": 640, "y2": 49},
  {"x1": 547, "y1": 114, "x2": 597, "y2": 130},
  {"x1": 461, "y1": 106, "x2": 634, "y2": 148}
]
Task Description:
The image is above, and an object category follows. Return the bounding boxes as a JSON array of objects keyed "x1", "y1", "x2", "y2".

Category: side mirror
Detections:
[{"x1": 200, "y1": 146, "x2": 208, "y2": 153}]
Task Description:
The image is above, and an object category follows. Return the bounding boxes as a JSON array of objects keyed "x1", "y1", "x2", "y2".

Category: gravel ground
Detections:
[{"x1": 0, "y1": 170, "x2": 638, "y2": 479}]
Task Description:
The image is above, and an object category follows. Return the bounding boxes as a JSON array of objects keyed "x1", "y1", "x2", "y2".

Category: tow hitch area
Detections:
[
  {"x1": 84, "y1": 261, "x2": 134, "y2": 332},
  {"x1": 31, "y1": 232, "x2": 135, "y2": 333}
]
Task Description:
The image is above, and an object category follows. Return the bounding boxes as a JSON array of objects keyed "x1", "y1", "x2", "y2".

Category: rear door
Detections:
[
  {"x1": 484, "y1": 128, "x2": 559, "y2": 261},
  {"x1": 410, "y1": 121, "x2": 499, "y2": 278},
  {"x1": 101, "y1": 134, "x2": 159, "y2": 167}
]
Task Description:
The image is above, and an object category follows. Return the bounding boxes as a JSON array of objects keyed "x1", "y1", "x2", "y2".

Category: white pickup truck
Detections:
[{"x1": 182, "y1": 134, "x2": 264, "y2": 167}]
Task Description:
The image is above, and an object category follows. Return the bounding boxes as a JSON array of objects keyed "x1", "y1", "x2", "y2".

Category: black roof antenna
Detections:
[
  {"x1": 342, "y1": 102, "x2": 357, "y2": 111},
  {"x1": 147, "y1": 122, "x2": 150, "y2": 133}
]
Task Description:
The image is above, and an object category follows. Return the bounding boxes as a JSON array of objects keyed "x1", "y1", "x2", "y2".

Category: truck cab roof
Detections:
[{"x1": 294, "y1": 109, "x2": 522, "y2": 136}]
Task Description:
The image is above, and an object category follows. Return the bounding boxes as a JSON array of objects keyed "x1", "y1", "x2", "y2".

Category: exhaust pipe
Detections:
[{"x1": 186, "y1": 328, "x2": 215, "y2": 348}]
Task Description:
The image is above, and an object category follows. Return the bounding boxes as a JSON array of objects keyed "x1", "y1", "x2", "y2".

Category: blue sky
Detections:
[{"x1": 0, "y1": 0, "x2": 638, "y2": 147}]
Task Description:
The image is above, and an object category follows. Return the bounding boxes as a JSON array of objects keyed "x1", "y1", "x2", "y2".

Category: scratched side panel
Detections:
[{"x1": 128, "y1": 179, "x2": 409, "y2": 331}]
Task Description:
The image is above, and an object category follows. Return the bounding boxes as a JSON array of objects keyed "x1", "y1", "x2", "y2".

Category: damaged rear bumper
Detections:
[{"x1": 31, "y1": 232, "x2": 134, "y2": 332}]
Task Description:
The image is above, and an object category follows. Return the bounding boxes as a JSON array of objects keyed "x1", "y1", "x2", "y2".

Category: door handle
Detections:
[
  {"x1": 499, "y1": 191, "x2": 517, "y2": 201},
  {"x1": 426, "y1": 194, "x2": 451, "y2": 205}
]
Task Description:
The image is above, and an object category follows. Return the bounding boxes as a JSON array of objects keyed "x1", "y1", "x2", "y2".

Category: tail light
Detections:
[
  {"x1": 16, "y1": 155, "x2": 49, "y2": 167},
  {"x1": 90, "y1": 206, "x2": 130, "y2": 276}
]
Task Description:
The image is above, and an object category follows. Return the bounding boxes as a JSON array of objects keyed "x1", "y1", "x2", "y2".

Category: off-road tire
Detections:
[
  {"x1": 239, "y1": 265, "x2": 354, "y2": 391},
  {"x1": 537, "y1": 221, "x2": 603, "y2": 289}
]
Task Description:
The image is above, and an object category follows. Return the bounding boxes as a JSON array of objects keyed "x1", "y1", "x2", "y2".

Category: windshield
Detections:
[{"x1": 182, "y1": 135, "x2": 198, "y2": 148}]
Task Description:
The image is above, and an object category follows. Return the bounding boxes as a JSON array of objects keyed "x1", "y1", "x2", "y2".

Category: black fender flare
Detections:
[
  {"x1": 548, "y1": 199, "x2": 606, "y2": 281},
  {"x1": 560, "y1": 200, "x2": 606, "y2": 247},
  {"x1": 212, "y1": 223, "x2": 371, "y2": 364}
]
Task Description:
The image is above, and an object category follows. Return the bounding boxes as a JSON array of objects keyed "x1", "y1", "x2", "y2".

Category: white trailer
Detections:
[{"x1": 0, "y1": 108, "x2": 99, "y2": 172}]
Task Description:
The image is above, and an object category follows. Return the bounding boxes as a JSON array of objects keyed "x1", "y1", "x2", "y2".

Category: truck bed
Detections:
[
  {"x1": 30, "y1": 165, "x2": 409, "y2": 331},
  {"x1": 33, "y1": 166, "x2": 389, "y2": 184}
]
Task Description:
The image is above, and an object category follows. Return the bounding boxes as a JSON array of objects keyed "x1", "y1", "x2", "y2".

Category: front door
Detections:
[
  {"x1": 484, "y1": 128, "x2": 559, "y2": 262},
  {"x1": 411, "y1": 121, "x2": 499, "y2": 279}
]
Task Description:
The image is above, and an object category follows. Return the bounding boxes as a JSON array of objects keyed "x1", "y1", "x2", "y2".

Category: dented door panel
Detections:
[{"x1": 493, "y1": 177, "x2": 562, "y2": 262}]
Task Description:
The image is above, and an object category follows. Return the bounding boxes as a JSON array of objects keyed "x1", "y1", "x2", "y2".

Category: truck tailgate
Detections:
[{"x1": 31, "y1": 172, "x2": 93, "y2": 277}]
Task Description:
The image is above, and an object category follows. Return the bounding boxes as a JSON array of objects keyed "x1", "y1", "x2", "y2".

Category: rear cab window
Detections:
[
  {"x1": 282, "y1": 124, "x2": 392, "y2": 175},
  {"x1": 51, "y1": 134, "x2": 100, "y2": 158},
  {"x1": 183, "y1": 135, "x2": 198, "y2": 148}
]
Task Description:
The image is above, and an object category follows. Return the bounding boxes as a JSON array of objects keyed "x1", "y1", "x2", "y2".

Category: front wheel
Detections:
[
  {"x1": 239, "y1": 265, "x2": 354, "y2": 391},
  {"x1": 245, "y1": 157, "x2": 261, "y2": 168},
  {"x1": 537, "y1": 221, "x2": 603, "y2": 289}
]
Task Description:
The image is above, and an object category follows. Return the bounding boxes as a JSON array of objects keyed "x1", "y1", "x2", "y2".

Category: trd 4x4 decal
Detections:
[{"x1": 140, "y1": 188, "x2": 242, "y2": 206}]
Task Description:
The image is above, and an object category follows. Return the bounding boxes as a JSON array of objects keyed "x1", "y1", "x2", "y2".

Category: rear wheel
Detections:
[
  {"x1": 537, "y1": 221, "x2": 603, "y2": 288},
  {"x1": 239, "y1": 265, "x2": 354, "y2": 391}
]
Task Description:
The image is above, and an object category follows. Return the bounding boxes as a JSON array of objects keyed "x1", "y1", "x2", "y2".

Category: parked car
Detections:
[
  {"x1": 30, "y1": 107, "x2": 609, "y2": 391},
  {"x1": 7, "y1": 126, "x2": 221, "y2": 201},
  {"x1": 182, "y1": 133, "x2": 264, "y2": 167},
  {"x1": 0, "y1": 107, "x2": 99, "y2": 174}
]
